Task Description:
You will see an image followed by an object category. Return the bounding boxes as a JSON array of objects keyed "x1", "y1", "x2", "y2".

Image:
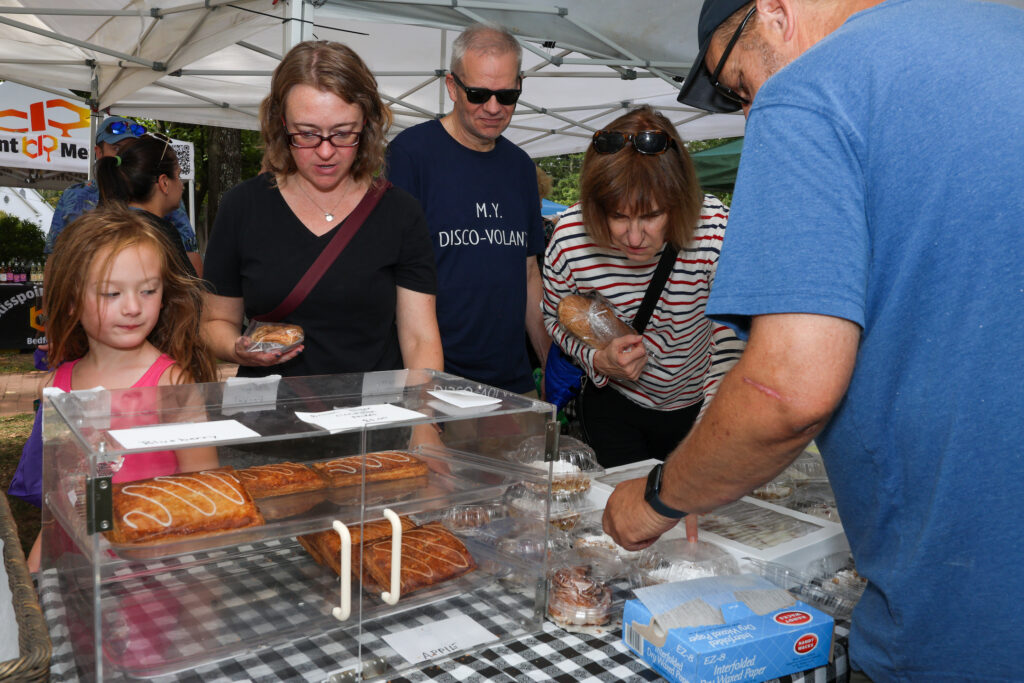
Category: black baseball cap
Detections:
[{"x1": 677, "y1": 0, "x2": 752, "y2": 113}]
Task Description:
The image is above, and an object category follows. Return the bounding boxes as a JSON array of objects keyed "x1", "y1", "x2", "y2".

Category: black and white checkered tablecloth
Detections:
[{"x1": 40, "y1": 543, "x2": 849, "y2": 683}]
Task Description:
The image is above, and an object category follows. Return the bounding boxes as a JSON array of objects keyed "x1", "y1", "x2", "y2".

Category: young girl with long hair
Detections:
[{"x1": 12, "y1": 206, "x2": 218, "y2": 570}]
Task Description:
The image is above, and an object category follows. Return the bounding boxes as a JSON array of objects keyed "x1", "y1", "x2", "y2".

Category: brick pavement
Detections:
[{"x1": 0, "y1": 363, "x2": 239, "y2": 417}]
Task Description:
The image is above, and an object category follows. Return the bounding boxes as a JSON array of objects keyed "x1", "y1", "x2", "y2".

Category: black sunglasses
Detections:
[
  {"x1": 106, "y1": 120, "x2": 147, "y2": 137},
  {"x1": 592, "y1": 129, "x2": 676, "y2": 155},
  {"x1": 450, "y1": 72, "x2": 522, "y2": 106},
  {"x1": 708, "y1": 5, "x2": 757, "y2": 107}
]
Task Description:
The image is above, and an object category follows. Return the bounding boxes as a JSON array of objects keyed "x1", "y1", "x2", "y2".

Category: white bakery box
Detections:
[
  {"x1": 594, "y1": 462, "x2": 849, "y2": 574},
  {"x1": 38, "y1": 369, "x2": 572, "y2": 681}
]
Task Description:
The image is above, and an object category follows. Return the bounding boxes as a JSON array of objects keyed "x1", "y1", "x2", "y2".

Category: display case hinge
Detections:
[
  {"x1": 327, "y1": 656, "x2": 387, "y2": 682},
  {"x1": 544, "y1": 419, "x2": 561, "y2": 462},
  {"x1": 86, "y1": 476, "x2": 113, "y2": 535}
]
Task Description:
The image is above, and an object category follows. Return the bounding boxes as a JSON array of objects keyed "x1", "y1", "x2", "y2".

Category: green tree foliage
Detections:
[
  {"x1": 536, "y1": 153, "x2": 584, "y2": 206},
  {"x1": 0, "y1": 213, "x2": 45, "y2": 262}
]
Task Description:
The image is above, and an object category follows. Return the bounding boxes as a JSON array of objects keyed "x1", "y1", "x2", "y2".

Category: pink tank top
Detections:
[{"x1": 55, "y1": 354, "x2": 180, "y2": 483}]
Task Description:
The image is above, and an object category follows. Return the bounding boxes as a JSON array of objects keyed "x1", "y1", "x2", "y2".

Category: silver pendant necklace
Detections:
[{"x1": 295, "y1": 179, "x2": 343, "y2": 222}]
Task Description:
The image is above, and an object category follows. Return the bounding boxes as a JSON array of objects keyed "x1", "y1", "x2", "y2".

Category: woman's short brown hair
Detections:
[
  {"x1": 259, "y1": 41, "x2": 392, "y2": 185},
  {"x1": 580, "y1": 105, "x2": 703, "y2": 250}
]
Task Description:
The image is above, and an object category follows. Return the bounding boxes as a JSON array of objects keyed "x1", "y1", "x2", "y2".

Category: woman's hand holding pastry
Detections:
[
  {"x1": 593, "y1": 334, "x2": 647, "y2": 380},
  {"x1": 233, "y1": 336, "x2": 304, "y2": 366}
]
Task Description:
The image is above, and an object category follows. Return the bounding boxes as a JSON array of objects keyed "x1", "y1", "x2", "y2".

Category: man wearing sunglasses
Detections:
[
  {"x1": 387, "y1": 24, "x2": 549, "y2": 395},
  {"x1": 45, "y1": 116, "x2": 198, "y2": 272},
  {"x1": 604, "y1": 0, "x2": 1024, "y2": 681}
]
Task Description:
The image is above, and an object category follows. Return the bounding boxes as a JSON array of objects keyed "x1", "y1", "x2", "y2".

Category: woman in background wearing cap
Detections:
[
  {"x1": 202, "y1": 41, "x2": 442, "y2": 379},
  {"x1": 542, "y1": 105, "x2": 744, "y2": 468}
]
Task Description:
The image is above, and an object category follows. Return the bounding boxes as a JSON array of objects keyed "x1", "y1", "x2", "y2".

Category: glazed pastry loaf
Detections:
[
  {"x1": 106, "y1": 468, "x2": 265, "y2": 545},
  {"x1": 557, "y1": 294, "x2": 634, "y2": 349}
]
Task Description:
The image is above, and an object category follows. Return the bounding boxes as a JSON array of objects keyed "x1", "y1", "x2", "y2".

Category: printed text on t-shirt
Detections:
[{"x1": 437, "y1": 228, "x2": 527, "y2": 248}]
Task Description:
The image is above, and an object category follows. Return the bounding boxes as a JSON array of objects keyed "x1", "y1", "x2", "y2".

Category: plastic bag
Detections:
[
  {"x1": 544, "y1": 344, "x2": 585, "y2": 410},
  {"x1": 557, "y1": 293, "x2": 635, "y2": 349},
  {"x1": 243, "y1": 321, "x2": 304, "y2": 354}
]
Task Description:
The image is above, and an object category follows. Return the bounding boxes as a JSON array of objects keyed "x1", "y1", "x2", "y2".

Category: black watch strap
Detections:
[{"x1": 644, "y1": 464, "x2": 687, "y2": 519}]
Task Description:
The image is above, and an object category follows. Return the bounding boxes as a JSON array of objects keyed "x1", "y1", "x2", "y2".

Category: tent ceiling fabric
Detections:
[
  {"x1": 0, "y1": 0, "x2": 747, "y2": 157},
  {"x1": 3, "y1": 1, "x2": 1020, "y2": 158}
]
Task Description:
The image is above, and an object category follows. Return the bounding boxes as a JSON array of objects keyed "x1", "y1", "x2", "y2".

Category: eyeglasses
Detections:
[
  {"x1": 284, "y1": 128, "x2": 362, "y2": 149},
  {"x1": 592, "y1": 129, "x2": 676, "y2": 155},
  {"x1": 450, "y1": 72, "x2": 522, "y2": 106},
  {"x1": 708, "y1": 5, "x2": 757, "y2": 107},
  {"x1": 106, "y1": 120, "x2": 147, "y2": 137}
]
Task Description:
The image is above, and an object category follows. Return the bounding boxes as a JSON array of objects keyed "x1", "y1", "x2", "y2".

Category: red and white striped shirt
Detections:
[{"x1": 542, "y1": 196, "x2": 744, "y2": 412}]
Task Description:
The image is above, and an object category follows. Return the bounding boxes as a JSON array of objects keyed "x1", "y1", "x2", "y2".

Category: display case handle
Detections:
[
  {"x1": 380, "y1": 508, "x2": 402, "y2": 605},
  {"x1": 331, "y1": 520, "x2": 352, "y2": 621}
]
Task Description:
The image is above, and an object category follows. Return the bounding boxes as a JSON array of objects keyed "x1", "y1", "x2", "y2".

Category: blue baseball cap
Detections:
[
  {"x1": 95, "y1": 116, "x2": 146, "y2": 146},
  {"x1": 677, "y1": 0, "x2": 751, "y2": 113}
]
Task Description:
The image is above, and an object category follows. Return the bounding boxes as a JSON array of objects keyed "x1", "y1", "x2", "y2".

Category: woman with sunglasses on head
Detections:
[
  {"x1": 95, "y1": 133, "x2": 200, "y2": 278},
  {"x1": 542, "y1": 105, "x2": 744, "y2": 468},
  {"x1": 202, "y1": 41, "x2": 442, "y2": 381}
]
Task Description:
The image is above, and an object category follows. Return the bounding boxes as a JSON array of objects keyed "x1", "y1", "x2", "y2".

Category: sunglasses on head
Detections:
[
  {"x1": 106, "y1": 120, "x2": 147, "y2": 137},
  {"x1": 146, "y1": 132, "x2": 174, "y2": 163},
  {"x1": 592, "y1": 129, "x2": 676, "y2": 155},
  {"x1": 450, "y1": 72, "x2": 522, "y2": 106}
]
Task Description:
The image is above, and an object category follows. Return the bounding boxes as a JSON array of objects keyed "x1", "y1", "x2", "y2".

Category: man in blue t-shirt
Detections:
[
  {"x1": 603, "y1": 0, "x2": 1024, "y2": 680},
  {"x1": 387, "y1": 23, "x2": 549, "y2": 394}
]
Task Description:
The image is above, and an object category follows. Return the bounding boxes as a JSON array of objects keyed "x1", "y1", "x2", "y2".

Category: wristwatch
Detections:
[{"x1": 644, "y1": 463, "x2": 687, "y2": 519}]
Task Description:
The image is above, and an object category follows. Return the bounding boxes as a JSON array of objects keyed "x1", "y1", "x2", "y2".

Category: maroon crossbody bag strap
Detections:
[{"x1": 254, "y1": 178, "x2": 392, "y2": 323}]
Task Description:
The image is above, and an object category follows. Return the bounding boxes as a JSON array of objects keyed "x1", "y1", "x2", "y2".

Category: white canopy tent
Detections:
[
  {"x1": 0, "y1": 0, "x2": 753, "y2": 158},
  {"x1": 1, "y1": 0, "x2": 1020, "y2": 157}
]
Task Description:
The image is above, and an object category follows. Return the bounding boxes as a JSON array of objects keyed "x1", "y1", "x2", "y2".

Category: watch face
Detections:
[{"x1": 644, "y1": 464, "x2": 663, "y2": 501}]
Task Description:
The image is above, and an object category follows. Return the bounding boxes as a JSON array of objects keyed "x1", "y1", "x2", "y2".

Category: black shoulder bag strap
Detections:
[{"x1": 631, "y1": 245, "x2": 678, "y2": 334}]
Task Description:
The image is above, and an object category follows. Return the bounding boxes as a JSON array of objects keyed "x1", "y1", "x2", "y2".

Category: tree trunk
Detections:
[{"x1": 203, "y1": 125, "x2": 242, "y2": 253}]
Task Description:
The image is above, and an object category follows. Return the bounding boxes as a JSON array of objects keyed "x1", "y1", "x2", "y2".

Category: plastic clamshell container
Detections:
[
  {"x1": 630, "y1": 538, "x2": 740, "y2": 588},
  {"x1": 546, "y1": 562, "x2": 613, "y2": 628},
  {"x1": 697, "y1": 496, "x2": 849, "y2": 574}
]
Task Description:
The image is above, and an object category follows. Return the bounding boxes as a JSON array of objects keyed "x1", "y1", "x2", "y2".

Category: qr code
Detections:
[{"x1": 172, "y1": 143, "x2": 192, "y2": 178}]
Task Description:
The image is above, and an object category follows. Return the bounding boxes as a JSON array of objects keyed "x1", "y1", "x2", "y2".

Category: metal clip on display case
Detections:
[{"x1": 38, "y1": 369, "x2": 559, "y2": 681}]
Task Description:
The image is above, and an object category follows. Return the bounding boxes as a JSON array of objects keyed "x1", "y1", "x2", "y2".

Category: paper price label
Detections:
[{"x1": 382, "y1": 614, "x2": 495, "y2": 665}]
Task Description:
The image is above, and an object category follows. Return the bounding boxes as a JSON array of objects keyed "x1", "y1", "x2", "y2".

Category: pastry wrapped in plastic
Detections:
[
  {"x1": 547, "y1": 565, "x2": 612, "y2": 627},
  {"x1": 557, "y1": 293, "x2": 635, "y2": 349},
  {"x1": 243, "y1": 321, "x2": 304, "y2": 353}
]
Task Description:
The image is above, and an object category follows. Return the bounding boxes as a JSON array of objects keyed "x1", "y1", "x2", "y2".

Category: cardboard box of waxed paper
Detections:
[{"x1": 622, "y1": 574, "x2": 833, "y2": 683}]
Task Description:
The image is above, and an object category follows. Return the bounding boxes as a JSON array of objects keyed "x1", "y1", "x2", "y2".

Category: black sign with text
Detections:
[{"x1": 0, "y1": 283, "x2": 46, "y2": 350}]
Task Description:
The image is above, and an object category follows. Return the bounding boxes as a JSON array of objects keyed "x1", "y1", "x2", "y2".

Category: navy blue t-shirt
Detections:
[{"x1": 387, "y1": 120, "x2": 544, "y2": 393}]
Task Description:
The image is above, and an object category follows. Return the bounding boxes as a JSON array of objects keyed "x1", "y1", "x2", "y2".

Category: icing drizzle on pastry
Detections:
[
  {"x1": 120, "y1": 471, "x2": 245, "y2": 530},
  {"x1": 236, "y1": 463, "x2": 309, "y2": 480},
  {"x1": 324, "y1": 451, "x2": 415, "y2": 475},
  {"x1": 370, "y1": 525, "x2": 472, "y2": 583}
]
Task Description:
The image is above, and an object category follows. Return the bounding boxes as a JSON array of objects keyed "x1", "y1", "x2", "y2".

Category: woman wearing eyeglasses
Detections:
[
  {"x1": 95, "y1": 134, "x2": 198, "y2": 278},
  {"x1": 542, "y1": 105, "x2": 744, "y2": 468},
  {"x1": 202, "y1": 41, "x2": 442, "y2": 380}
]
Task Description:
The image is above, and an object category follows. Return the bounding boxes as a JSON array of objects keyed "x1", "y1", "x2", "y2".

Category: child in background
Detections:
[{"x1": 12, "y1": 206, "x2": 218, "y2": 571}]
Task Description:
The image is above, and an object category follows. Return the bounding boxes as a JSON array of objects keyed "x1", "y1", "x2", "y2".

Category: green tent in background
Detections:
[{"x1": 692, "y1": 138, "x2": 743, "y2": 194}]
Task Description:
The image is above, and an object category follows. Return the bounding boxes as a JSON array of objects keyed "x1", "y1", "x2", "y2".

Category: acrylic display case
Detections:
[{"x1": 38, "y1": 369, "x2": 563, "y2": 681}]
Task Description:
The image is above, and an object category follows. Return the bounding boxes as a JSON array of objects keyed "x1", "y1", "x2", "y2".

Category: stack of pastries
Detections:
[
  {"x1": 298, "y1": 518, "x2": 477, "y2": 596},
  {"x1": 104, "y1": 451, "x2": 430, "y2": 546}
]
